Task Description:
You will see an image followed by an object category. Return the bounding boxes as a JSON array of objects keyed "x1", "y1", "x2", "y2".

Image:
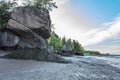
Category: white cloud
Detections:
[
  {"x1": 50, "y1": 0, "x2": 97, "y2": 41},
  {"x1": 81, "y1": 16, "x2": 120, "y2": 46}
]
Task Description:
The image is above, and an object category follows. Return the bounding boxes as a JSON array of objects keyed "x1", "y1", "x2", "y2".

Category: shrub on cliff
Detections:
[
  {"x1": 0, "y1": 0, "x2": 17, "y2": 29},
  {"x1": 0, "y1": 0, "x2": 57, "y2": 29},
  {"x1": 24, "y1": 0, "x2": 57, "y2": 11}
]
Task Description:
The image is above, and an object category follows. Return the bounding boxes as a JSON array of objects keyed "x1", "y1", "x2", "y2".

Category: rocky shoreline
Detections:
[
  {"x1": 1, "y1": 49, "x2": 71, "y2": 63},
  {"x1": 0, "y1": 55, "x2": 120, "y2": 80}
]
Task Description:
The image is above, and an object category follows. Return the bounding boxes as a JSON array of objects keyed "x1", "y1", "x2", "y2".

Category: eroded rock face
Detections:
[
  {"x1": 3, "y1": 48, "x2": 70, "y2": 63},
  {"x1": 47, "y1": 46, "x2": 54, "y2": 53},
  {"x1": 8, "y1": 7, "x2": 51, "y2": 39},
  {"x1": 61, "y1": 43, "x2": 72, "y2": 52},
  {"x1": 0, "y1": 31, "x2": 20, "y2": 47},
  {"x1": 7, "y1": 7, "x2": 51, "y2": 49},
  {"x1": 0, "y1": 7, "x2": 69, "y2": 63}
]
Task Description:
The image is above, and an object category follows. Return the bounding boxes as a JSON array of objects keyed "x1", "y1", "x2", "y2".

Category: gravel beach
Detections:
[{"x1": 0, "y1": 55, "x2": 120, "y2": 80}]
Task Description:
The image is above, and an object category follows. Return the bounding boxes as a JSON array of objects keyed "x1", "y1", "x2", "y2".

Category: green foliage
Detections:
[
  {"x1": 47, "y1": 31, "x2": 84, "y2": 53},
  {"x1": 72, "y1": 40, "x2": 84, "y2": 53},
  {"x1": 47, "y1": 31, "x2": 101, "y2": 55},
  {"x1": 62, "y1": 37, "x2": 67, "y2": 45},
  {"x1": 67, "y1": 39, "x2": 72, "y2": 47},
  {"x1": 0, "y1": 0, "x2": 56, "y2": 29},
  {"x1": 84, "y1": 50, "x2": 100, "y2": 55},
  {"x1": 0, "y1": 0, "x2": 17, "y2": 29},
  {"x1": 24, "y1": 0, "x2": 57, "y2": 11},
  {"x1": 47, "y1": 31, "x2": 62, "y2": 51}
]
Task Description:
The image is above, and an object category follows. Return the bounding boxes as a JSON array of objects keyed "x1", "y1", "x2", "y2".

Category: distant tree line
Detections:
[
  {"x1": 84, "y1": 50, "x2": 100, "y2": 55},
  {"x1": 47, "y1": 31, "x2": 101, "y2": 55},
  {"x1": 46, "y1": 31, "x2": 85, "y2": 53}
]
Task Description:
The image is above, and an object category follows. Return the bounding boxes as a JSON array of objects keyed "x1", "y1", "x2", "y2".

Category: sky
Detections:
[
  {"x1": 17, "y1": 0, "x2": 120, "y2": 54},
  {"x1": 50, "y1": 0, "x2": 120, "y2": 54}
]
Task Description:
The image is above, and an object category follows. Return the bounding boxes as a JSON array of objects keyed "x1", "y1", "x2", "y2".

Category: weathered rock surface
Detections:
[
  {"x1": 3, "y1": 48, "x2": 70, "y2": 63},
  {"x1": 0, "y1": 50, "x2": 10, "y2": 57},
  {"x1": 60, "y1": 43, "x2": 84, "y2": 56},
  {"x1": 47, "y1": 46, "x2": 54, "y2": 53},
  {"x1": 61, "y1": 43, "x2": 72, "y2": 52},
  {"x1": 7, "y1": 7, "x2": 51, "y2": 49},
  {"x1": 0, "y1": 31, "x2": 20, "y2": 47},
  {"x1": 8, "y1": 7, "x2": 51, "y2": 39}
]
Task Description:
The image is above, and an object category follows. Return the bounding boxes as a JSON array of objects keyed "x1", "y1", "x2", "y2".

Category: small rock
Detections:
[{"x1": 47, "y1": 46, "x2": 54, "y2": 53}]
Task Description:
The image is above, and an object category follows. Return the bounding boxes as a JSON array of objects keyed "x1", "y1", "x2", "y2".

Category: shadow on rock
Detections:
[{"x1": 2, "y1": 48, "x2": 71, "y2": 63}]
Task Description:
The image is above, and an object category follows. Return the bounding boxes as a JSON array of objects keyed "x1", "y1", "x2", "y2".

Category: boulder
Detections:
[
  {"x1": 0, "y1": 31, "x2": 20, "y2": 47},
  {"x1": 61, "y1": 43, "x2": 72, "y2": 52},
  {"x1": 7, "y1": 7, "x2": 51, "y2": 49},
  {"x1": 60, "y1": 44, "x2": 73, "y2": 56},
  {"x1": 47, "y1": 46, "x2": 54, "y2": 53},
  {"x1": 0, "y1": 50, "x2": 10, "y2": 57},
  {"x1": 9, "y1": 7, "x2": 51, "y2": 39}
]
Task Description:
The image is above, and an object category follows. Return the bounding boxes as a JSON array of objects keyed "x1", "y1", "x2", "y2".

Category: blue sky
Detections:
[{"x1": 70, "y1": 0, "x2": 120, "y2": 25}]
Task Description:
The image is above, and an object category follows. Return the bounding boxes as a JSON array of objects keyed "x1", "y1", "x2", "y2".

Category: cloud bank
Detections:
[{"x1": 82, "y1": 16, "x2": 120, "y2": 46}]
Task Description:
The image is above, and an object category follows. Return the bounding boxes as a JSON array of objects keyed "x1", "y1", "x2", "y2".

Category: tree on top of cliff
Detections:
[
  {"x1": 24, "y1": 0, "x2": 57, "y2": 11},
  {"x1": 0, "y1": 0, "x2": 17, "y2": 29}
]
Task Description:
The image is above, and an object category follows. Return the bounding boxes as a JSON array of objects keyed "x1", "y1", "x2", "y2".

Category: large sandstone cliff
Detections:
[
  {"x1": 8, "y1": 7, "x2": 51, "y2": 49},
  {"x1": 0, "y1": 7, "x2": 69, "y2": 63},
  {"x1": 0, "y1": 7, "x2": 51, "y2": 49}
]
